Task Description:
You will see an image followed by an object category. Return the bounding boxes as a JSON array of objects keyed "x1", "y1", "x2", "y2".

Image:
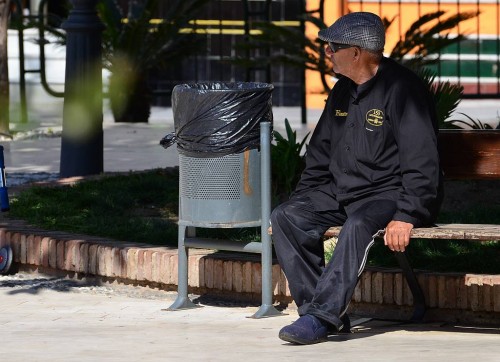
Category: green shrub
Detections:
[{"x1": 271, "y1": 119, "x2": 309, "y2": 204}]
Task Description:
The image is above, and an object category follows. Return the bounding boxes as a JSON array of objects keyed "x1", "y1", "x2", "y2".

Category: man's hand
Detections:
[{"x1": 384, "y1": 220, "x2": 413, "y2": 252}]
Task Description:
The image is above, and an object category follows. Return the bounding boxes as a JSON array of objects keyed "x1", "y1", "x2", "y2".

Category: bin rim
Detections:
[{"x1": 173, "y1": 81, "x2": 274, "y2": 93}]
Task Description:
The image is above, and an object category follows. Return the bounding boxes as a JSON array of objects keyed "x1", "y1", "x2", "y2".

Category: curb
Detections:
[{"x1": 1, "y1": 218, "x2": 500, "y2": 325}]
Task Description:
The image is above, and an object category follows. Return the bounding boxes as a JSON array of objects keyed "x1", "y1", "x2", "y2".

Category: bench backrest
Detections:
[{"x1": 438, "y1": 130, "x2": 500, "y2": 180}]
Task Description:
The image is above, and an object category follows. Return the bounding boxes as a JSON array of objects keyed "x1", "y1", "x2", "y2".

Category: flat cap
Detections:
[{"x1": 318, "y1": 12, "x2": 385, "y2": 52}]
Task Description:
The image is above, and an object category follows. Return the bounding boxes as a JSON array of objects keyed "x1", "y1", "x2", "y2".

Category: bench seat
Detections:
[{"x1": 324, "y1": 224, "x2": 500, "y2": 241}]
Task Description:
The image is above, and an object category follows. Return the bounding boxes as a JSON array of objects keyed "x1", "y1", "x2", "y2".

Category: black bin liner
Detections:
[{"x1": 160, "y1": 82, "x2": 273, "y2": 157}]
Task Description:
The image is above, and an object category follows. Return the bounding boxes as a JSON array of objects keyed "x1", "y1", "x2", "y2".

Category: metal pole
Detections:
[
  {"x1": 167, "y1": 224, "x2": 198, "y2": 310},
  {"x1": 251, "y1": 121, "x2": 282, "y2": 318},
  {"x1": 38, "y1": 0, "x2": 64, "y2": 98},
  {"x1": 60, "y1": 0, "x2": 104, "y2": 177},
  {"x1": 11, "y1": 0, "x2": 29, "y2": 123},
  {"x1": 300, "y1": 0, "x2": 307, "y2": 124}
]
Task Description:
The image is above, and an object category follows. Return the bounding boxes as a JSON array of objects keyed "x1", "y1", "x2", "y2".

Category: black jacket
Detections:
[{"x1": 294, "y1": 57, "x2": 442, "y2": 227}]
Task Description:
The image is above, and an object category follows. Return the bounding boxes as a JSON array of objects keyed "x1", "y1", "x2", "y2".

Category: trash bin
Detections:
[
  {"x1": 162, "y1": 82, "x2": 273, "y2": 228},
  {"x1": 162, "y1": 82, "x2": 281, "y2": 318}
]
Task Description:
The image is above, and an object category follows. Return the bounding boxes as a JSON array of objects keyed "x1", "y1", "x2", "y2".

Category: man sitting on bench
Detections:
[{"x1": 271, "y1": 12, "x2": 443, "y2": 345}]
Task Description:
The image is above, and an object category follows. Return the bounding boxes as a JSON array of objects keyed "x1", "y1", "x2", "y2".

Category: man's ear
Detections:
[{"x1": 352, "y1": 46, "x2": 362, "y2": 61}]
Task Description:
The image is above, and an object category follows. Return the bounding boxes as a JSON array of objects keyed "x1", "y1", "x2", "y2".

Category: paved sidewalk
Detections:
[{"x1": 1, "y1": 272, "x2": 500, "y2": 362}]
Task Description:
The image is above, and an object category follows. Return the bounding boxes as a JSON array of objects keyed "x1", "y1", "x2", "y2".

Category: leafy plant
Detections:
[
  {"x1": 446, "y1": 112, "x2": 496, "y2": 129},
  {"x1": 385, "y1": 10, "x2": 477, "y2": 128},
  {"x1": 387, "y1": 10, "x2": 478, "y2": 69},
  {"x1": 98, "y1": 0, "x2": 208, "y2": 123},
  {"x1": 271, "y1": 118, "x2": 309, "y2": 204},
  {"x1": 40, "y1": 0, "x2": 208, "y2": 123},
  {"x1": 415, "y1": 67, "x2": 463, "y2": 127}
]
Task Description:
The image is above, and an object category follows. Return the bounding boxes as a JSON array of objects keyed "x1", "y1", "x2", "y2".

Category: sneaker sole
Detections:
[{"x1": 278, "y1": 332, "x2": 328, "y2": 345}]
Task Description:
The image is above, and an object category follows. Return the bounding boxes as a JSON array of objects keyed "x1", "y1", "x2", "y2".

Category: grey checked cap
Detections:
[{"x1": 318, "y1": 12, "x2": 385, "y2": 52}]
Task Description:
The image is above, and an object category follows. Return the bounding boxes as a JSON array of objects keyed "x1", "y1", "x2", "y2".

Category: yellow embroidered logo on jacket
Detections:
[
  {"x1": 335, "y1": 109, "x2": 348, "y2": 117},
  {"x1": 366, "y1": 109, "x2": 384, "y2": 126}
]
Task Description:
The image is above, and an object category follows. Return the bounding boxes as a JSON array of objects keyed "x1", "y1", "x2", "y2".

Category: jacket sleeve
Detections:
[{"x1": 389, "y1": 82, "x2": 442, "y2": 227}]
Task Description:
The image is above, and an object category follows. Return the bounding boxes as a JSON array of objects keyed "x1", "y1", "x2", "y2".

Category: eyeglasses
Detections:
[{"x1": 327, "y1": 42, "x2": 352, "y2": 53}]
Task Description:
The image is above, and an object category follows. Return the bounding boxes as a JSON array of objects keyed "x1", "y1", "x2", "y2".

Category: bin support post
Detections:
[
  {"x1": 250, "y1": 121, "x2": 283, "y2": 318},
  {"x1": 167, "y1": 225, "x2": 198, "y2": 310}
]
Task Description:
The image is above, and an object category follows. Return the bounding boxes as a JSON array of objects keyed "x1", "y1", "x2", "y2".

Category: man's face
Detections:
[{"x1": 325, "y1": 42, "x2": 354, "y2": 76}]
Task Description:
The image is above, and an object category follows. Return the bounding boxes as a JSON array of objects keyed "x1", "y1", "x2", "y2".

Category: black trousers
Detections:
[{"x1": 270, "y1": 194, "x2": 397, "y2": 330}]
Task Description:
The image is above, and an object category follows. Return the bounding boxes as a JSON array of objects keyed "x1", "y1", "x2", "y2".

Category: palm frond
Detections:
[
  {"x1": 390, "y1": 10, "x2": 479, "y2": 66},
  {"x1": 448, "y1": 113, "x2": 493, "y2": 129}
]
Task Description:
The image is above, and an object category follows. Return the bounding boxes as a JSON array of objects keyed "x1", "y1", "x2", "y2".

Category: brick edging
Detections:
[{"x1": 1, "y1": 218, "x2": 499, "y2": 324}]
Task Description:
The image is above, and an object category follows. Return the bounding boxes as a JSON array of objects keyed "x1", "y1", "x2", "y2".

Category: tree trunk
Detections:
[{"x1": 0, "y1": 0, "x2": 10, "y2": 135}]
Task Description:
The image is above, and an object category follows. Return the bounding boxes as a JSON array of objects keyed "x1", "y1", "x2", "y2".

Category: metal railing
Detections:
[{"x1": 10, "y1": 0, "x2": 65, "y2": 124}]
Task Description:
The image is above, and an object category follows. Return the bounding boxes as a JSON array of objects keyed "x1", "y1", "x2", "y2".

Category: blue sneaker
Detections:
[{"x1": 279, "y1": 314, "x2": 329, "y2": 345}]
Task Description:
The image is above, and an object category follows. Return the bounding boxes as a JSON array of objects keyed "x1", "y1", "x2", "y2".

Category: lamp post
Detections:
[{"x1": 60, "y1": 0, "x2": 104, "y2": 177}]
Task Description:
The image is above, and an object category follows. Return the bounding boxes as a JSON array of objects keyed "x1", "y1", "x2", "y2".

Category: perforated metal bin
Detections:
[
  {"x1": 178, "y1": 149, "x2": 261, "y2": 228},
  {"x1": 167, "y1": 82, "x2": 280, "y2": 318}
]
